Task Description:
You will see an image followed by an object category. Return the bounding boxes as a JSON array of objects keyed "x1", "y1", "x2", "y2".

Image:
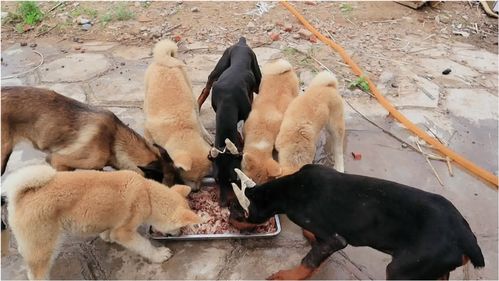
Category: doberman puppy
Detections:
[
  {"x1": 231, "y1": 165, "x2": 485, "y2": 280},
  {"x1": 199, "y1": 37, "x2": 262, "y2": 207}
]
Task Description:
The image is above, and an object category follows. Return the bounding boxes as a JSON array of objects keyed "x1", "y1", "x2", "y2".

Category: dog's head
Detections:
[
  {"x1": 229, "y1": 169, "x2": 271, "y2": 229},
  {"x1": 138, "y1": 144, "x2": 185, "y2": 187},
  {"x1": 242, "y1": 152, "x2": 282, "y2": 184},
  {"x1": 148, "y1": 184, "x2": 202, "y2": 235},
  {"x1": 209, "y1": 138, "x2": 243, "y2": 191}
]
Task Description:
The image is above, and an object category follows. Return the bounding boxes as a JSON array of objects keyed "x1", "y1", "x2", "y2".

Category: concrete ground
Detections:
[{"x1": 1, "y1": 33, "x2": 497, "y2": 279}]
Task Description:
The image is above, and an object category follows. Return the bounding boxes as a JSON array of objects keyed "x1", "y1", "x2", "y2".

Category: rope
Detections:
[{"x1": 280, "y1": 1, "x2": 498, "y2": 188}]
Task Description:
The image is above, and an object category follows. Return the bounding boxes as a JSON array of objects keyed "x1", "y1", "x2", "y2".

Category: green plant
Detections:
[
  {"x1": 339, "y1": 3, "x2": 353, "y2": 13},
  {"x1": 17, "y1": 1, "x2": 43, "y2": 25},
  {"x1": 100, "y1": 12, "x2": 113, "y2": 25},
  {"x1": 114, "y1": 4, "x2": 134, "y2": 21},
  {"x1": 15, "y1": 22, "x2": 24, "y2": 33},
  {"x1": 348, "y1": 76, "x2": 370, "y2": 92},
  {"x1": 71, "y1": 6, "x2": 98, "y2": 18}
]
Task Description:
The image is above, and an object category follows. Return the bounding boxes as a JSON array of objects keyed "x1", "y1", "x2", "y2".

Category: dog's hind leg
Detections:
[
  {"x1": 17, "y1": 224, "x2": 59, "y2": 280},
  {"x1": 1, "y1": 129, "x2": 13, "y2": 175},
  {"x1": 326, "y1": 114, "x2": 345, "y2": 173},
  {"x1": 110, "y1": 227, "x2": 172, "y2": 263},
  {"x1": 268, "y1": 233, "x2": 347, "y2": 280}
]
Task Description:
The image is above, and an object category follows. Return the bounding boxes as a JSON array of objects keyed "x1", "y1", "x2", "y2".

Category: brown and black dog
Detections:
[
  {"x1": 1, "y1": 86, "x2": 182, "y2": 185},
  {"x1": 231, "y1": 165, "x2": 485, "y2": 280}
]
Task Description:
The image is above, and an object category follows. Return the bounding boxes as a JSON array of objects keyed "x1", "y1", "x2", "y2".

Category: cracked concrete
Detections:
[{"x1": 1, "y1": 36, "x2": 497, "y2": 280}]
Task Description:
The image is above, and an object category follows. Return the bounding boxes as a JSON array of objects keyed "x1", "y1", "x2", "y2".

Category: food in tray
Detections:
[{"x1": 152, "y1": 186, "x2": 277, "y2": 236}]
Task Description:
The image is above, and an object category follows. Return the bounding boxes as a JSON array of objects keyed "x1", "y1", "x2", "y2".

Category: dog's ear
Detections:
[
  {"x1": 138, "y1": 162, "x2": 163, "y2": 182},
  {"x1": 174, "y1": 153, "x2": 192, "y2": 172},
  {"x1": 153, "y1": 143, "x2": 173, "y2": 163},
  {"x1": 180, "y1": 209, "x2": 203, "y2": 225},
  {"x1": 171, "y1": 184, "x2": 191, "y2": 197},
  {"x1": 265, "y1": 159, "x2": 282, "y2": 178}
]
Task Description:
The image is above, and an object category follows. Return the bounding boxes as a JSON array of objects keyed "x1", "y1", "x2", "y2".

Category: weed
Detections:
[
  {"x1": 71, "y1": 6, "x2": 98, "y2": 19},
  {"x1": 1, "y1": 11, "x2": 23, "y2": 25},
  {"x1": 100, "y1": 13, "x2": 113, "y2": 25},
  {"x1": 15, "y1": 22, "x2": 24, "y2": 33},
  {"x1": 114, "y1": 4, "x2": 134, "y2": 21},
  {"x1": 17, "y1": 1, "x2": 43, "y2": 25},
  {"x1": 348, "y1": 76, "x2": 370, "y2": 92},
  {"x1": 339, "y1": 3, "x2": 353, "y2": 13}
]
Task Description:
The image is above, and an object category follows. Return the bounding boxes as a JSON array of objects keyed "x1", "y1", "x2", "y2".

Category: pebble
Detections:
[
  {"x1": 29, "y1": 43, "x2": 37, "y2": 48},
  {"x1": 298, "y1": 28, "x2": 312, "y2": 39},
  {"x1": 81, "y1": 23, "x2": 92, "y2": 31},
  {"x1": 20, "y1": 42, "x2": 27, "y2": 47},
  {"x1": 191, "y1": 7, "x2": 199, "y2": 12},
  {"x1": 270, "y1": 33, "x2": 280, "y2": 41},
  {"x1": 401, "y1": 143, "x2": 408, "y2": 148},
  {"x1": 283, "y1": 23, "x2": 293, "y2": 32},
  {"x1": 292, "y1": 33, "x2": 300, "y2": 39},
  {"x1": 309, "y1": 35, "x2": 318, "y2": 43},
  {"x1": 442, "y1": 68, "x2": 451, "y2": 75}
]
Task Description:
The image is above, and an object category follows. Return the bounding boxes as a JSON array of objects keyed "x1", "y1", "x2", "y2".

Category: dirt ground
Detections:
[{"x1": 1, "y1": 1, "x2": 498, "y2": 52}]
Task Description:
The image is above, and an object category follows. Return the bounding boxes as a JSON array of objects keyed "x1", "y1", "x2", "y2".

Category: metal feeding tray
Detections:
[{"x1": 148, "y1": 215, "x2": 281, "y2": 240}]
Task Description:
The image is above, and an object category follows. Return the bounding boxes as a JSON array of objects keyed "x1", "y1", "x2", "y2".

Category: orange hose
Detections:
[{"x1": 281, "y1": 1, "x2": 498, "y2": 188}]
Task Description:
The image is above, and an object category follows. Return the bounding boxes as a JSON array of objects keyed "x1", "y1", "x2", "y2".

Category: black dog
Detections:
[
  {"x1": 231, "y1": 164, "x2": 485, "y2": 280},
  {"x1": 200, "y1": 37, "x2": 262, "y2": 207}
]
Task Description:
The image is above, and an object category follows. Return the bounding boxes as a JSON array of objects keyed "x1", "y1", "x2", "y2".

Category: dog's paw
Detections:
[
  {"x1": 266, "y1": 266, "x2": 313, "y2": 280},
  {"x1": 99, "y1": 231, "x2": 112, "y2": 243},
  {"x1": 149, "y1": 247, "x2": 173, "y2": 263}
]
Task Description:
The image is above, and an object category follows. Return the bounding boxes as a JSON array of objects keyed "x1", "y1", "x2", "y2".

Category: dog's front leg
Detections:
[
  {"x1": 110, "y1": 228, "x2": 172, "y2": 263},
  {"x1": 267, "y1": 234, "x2": 347, "y2": 280}
]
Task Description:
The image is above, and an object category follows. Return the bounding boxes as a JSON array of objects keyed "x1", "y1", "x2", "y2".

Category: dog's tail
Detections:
[
  {"x1": 309, "y1": 71, "x2": 338, "y2": 89},
  {"x1": 3, "y1": 165, "x2": 56, "y2": 204},
  {"x1": 152, "y1": 39, "x2": 183, "y2": 67},
  {"x1": 262, "y1": 59, "x2": 293, "y2": 75},
  {"x1": 459, "y1": 218, "x2": 485, "y2": 268}
]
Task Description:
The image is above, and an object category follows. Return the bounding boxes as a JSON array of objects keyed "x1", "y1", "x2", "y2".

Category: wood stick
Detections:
[
  {"x1": 446, "y1": 156, "x2": 454, "y2": 177},
  {"x1": 416, "y1": 141, "x2": 444, "y2": 186}
]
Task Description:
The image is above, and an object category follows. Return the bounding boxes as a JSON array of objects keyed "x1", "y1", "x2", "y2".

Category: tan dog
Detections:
[
  {"x1": 275, "y1": 71, "x2": 345, "y2": 175},
  {"x1": 144, "y1": 39, "x2": 213, "y2": 190},
  {"x1": 1, "y1": 86, "x2": 181, "y2": 186},
  {"x1": 242, "y1": 59, "x2": 299, "y2": 184},
  {"x1": 4, "y1": 165, "x2": 201, "y2": 280}
]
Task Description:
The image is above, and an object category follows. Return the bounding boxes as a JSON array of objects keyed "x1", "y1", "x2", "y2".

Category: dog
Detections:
[
  {"x1": 4, "y1": 165, "x2": 201, "y2": 280},
  {"x1": 197, "y1": 37, "x2": 261, "y2": 110},
  {"x1": 275, "y1": 71, "x2": 345, "y2": 175},
  {"x1": 242, "y1": 59, "x2": 299, "y2": 184},
  {"x1": 144, "y1": 39, "x2": 213, "y2": 190},
  {"x1": 198, "y1": 37, "x2": 262, "y2": 207},
  {"x1": 1, "y1": 86, "x2": 181, "y2": 186},
  {"x1": 230, "y1": 165, "x2": 485, "y2": 280}
]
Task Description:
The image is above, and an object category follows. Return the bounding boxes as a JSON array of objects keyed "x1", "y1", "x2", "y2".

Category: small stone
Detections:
[
  {"x1": 401, "y1": 143, "x2": 408, "y2": 148},
  {"x1": 20, "y1": 42, "x2": 27, "y2": 47},
  {"x1": 391, "y1": 82, "x2": 398, "y2": 88},
  {"x1": 247, "y1": 21, "x2": 255, "y2": 28},
  {"x1": 298, "y1": 28, "x2": 312, "y2": 39},
  {"x1": 442, "y1": 68, "x2": 451, "y2": 75},
  {"x1": 120, "y1": 62, "x2": 126, "y2": 66},
  {"x1": 29, "y1": 43, "x2": 37, "y2": 48},
  {"x1": 351, "y1": 152, "x2": 362, "y2": 160},
  {"x1": 61, "y1": 65, "x2": 65, "y2": 68},
  {"x1": 81, "y1": 23, "x2": 92, "y2": 31},
  {"x1": 191, "y1": 7, "x2": 199, "y2": 12},
  {"x1": 283, "y1": 23, "x2": 293, "y2": 32},
  {"x1": 270, "y1": 33, "x2": 280, "y2": 41},
  {"x1": 292, "y1": 33, "x2": 300, "y2": 39},
  {"x1": 309, "y1": 35, "x2": 318, "y2": 43},
  {"x1": 76, "y1": 16, "x2": 91, "y2": 25},
  {"x1": 304, "y1": 1, "x2": 317, "y2": 5},
  {"x1": 264, "y1": 23, "x2": 274, "y2": 31},
  {"x1": 74, "y1": 46, "x2": 81, "y2": 50},
  {"x1": 173, "y1": 34, "x2": 182, "y2": 42}
]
